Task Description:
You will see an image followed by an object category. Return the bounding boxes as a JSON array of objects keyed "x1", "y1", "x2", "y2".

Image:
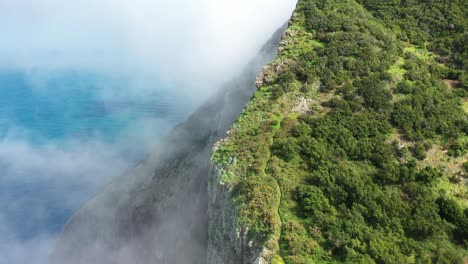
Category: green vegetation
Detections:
[{"x1": 213, "y1": 0, "x2": 467, "y2": 263}]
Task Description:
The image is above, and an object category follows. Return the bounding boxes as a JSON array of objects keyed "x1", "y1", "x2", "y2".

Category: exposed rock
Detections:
[
  {"x1": 255, "y1": 65, "x2": 276, "y2": 88},
  {"x1": 292, "y1": 96, "x2": 313, "y2": 114}
]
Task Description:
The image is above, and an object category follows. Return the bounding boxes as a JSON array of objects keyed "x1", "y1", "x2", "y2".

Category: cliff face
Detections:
[
  {"x1": 50, "y1": 24, "x2": 288, "y2": 264},
  {"x1": 207, "y1": 165, "x2": 275, "y2": 264}
]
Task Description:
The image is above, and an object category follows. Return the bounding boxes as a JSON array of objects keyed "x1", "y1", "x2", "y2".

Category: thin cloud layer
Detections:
[
  {"x1": 0, "y1": 137, "x2": 131, "y2": 264},
  {"x1": 0, "y1": 0, "x2": 297, "y2": 90}
]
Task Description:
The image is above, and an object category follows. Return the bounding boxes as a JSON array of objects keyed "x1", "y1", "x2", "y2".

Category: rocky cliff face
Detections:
[
  {"x1": 50, "y1": 23, "x2": 288, "y2": 264},
  {"x1": 207, "y1": 165, "x2": 274, "y2": 264}
]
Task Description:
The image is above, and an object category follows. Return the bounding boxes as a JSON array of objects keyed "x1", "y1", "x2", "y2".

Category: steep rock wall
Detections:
[
  {"x1": 207, "y1": 21, "x2": 299, "y2": 264},
  {"x1": 208, "y1": 165, "x2": 274, "y2": 264},
  {"x1": 50, "y1": 23, "x2": 287, "y2": 264}
]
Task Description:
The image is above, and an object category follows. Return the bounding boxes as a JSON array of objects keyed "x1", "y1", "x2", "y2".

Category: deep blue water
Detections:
[{"x1": 0, "y1": 69, "x2": 195, "y2": 261}]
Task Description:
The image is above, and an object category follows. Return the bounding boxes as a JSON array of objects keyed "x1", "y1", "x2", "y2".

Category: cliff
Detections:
[
  {"x1": 50, "y1": 23, "x2": 288, "y2": 264},
  {"x1": 52, "y1": 0, "x2": 468, "y2": 263}
]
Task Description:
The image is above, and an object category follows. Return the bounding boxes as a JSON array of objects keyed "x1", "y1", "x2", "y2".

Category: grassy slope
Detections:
[{"x1": 214, "y1": 0, "x2": 467, "y2": 263}]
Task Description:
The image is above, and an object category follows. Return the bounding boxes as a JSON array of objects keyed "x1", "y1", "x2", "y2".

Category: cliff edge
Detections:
[{"x1": 50, "y1": 23, "x2": 288, "y2": 264}]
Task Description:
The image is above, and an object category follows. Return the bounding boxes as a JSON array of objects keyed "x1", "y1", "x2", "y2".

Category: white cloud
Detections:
[{"x1": 0, "y1": 0, "x2": 297, "y2": 89}]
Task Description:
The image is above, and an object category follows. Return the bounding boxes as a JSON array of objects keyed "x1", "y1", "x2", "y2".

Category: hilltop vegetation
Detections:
[{"x1": 213, "y1": 0, "x2": 467, "y2": 263}]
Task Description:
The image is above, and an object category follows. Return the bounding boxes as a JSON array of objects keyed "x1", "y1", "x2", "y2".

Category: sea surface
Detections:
[{"x1": 0, "y1": 69, "x2": 197, "y2": 263}]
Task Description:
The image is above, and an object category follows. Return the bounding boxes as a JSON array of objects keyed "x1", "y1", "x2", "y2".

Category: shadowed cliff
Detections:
[{"x1": 50, "y1": 23, "x2": 287, "y2": 264}]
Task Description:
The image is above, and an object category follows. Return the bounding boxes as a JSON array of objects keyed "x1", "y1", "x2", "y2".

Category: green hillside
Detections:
[{"x1": 213, "y1": 0, "x2": 467, "y2": 263}]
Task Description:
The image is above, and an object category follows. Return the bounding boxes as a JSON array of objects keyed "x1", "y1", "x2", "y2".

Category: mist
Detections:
[
  {"x1": 0, "y1": 0, "x2": 297, "y2": 263},
  {"x1": 0, "y1": 138, "x2": 129, "y2": 264},
  {"x1": 0, "y1": 0, "x2": 296, "y2": 95}
]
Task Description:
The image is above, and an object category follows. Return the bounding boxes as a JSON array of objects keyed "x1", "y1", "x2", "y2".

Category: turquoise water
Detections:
[
  {"x1": 0, "y1": 70, "x2": 188, "y2": 143},
  {"x1": 0, "y1": 70, "x2": 194, "y2": 248}
]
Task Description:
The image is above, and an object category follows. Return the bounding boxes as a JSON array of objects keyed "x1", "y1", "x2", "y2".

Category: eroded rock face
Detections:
[
  {"x1": 207, "y1": 165, "x2": 271, "y2": 264},
  {"x1": 207, "y1": 165, "x2": 244, "y2": 264},
  {"x1": 50, "y1": 23, "x2": 287, "y2": 264}
]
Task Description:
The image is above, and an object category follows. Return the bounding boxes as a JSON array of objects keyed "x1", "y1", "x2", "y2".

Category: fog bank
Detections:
[
  {"x1": 0, "y1": 0, "x2": 297, "y2": 94},
  {"x1": 0, "y1": 1, "x2": 297, "y2": 263}
]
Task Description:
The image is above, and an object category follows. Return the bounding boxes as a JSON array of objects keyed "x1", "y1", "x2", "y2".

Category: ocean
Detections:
[{"x1": 0, "y1": 69, "x2": 196, "y2": 262}]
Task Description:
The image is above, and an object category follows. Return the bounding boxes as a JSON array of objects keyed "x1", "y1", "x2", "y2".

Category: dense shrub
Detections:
[{"x1": 215, "y1": 0, "x2": 467, "y2": 262}]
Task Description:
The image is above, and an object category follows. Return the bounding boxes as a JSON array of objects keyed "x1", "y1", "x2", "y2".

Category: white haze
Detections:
[
  {"x1": 0, "y1": 0, "x2": 297, "y2": 263},
  {"x1": 0, "y1": 0, "x2": 297, "y2": 95},
  {"x1": 0, "y1": 139, "x2": 130, "y2": 264}
]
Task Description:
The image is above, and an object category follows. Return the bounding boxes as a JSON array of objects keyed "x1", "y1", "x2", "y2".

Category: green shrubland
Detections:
[{"x1": 214, "y1": 0, "x2": 467, "y2": 262}]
